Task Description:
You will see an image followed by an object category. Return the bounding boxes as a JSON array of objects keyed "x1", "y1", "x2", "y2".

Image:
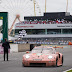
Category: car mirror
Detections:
[{"x1": 26, "y1": 51, "x2": 29, "y2": 53}]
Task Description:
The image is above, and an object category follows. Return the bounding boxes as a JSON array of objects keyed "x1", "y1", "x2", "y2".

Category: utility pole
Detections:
[
  {"x1": 66, "y1": 0, "x2": 68, "y2": 13},
  {"x1": 45, "y1": 0, "x2": 46, "y2": 13},
  {"x1": 33, "y1": 0, "x2": 36, "y2": 16}
]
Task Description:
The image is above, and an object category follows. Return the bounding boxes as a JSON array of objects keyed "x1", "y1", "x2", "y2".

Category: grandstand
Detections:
[{"x1": 15, "y1": 12, "x2": 72, "y2": 44}]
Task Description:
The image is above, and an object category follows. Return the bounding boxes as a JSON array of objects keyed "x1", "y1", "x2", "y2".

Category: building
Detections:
[{"x1": 15, "y1": 12, "x2": 72, "y2": 42}]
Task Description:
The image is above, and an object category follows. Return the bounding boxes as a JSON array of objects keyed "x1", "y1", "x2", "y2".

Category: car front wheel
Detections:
[{"x1": 22, "y1": 62, "x2": 25, "y2": 67}]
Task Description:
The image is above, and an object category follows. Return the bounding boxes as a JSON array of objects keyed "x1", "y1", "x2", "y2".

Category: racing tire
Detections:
[
  {"x1": 61, "y1": 56, "x2": 63, "y2": 66},
  {"x1": 22, "y1": 63, "x2": 26, "y2": 67},
  {"x1": 56, "y1": 58, "x2": 58, "y2": 67}
]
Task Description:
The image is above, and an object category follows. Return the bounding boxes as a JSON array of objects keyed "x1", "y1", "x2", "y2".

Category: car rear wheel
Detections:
[
  {"x1": 56, "y1": 58, "x2": 58, "y2": 67},
  {"x1": 61, "y1": 56, "x2": 63, "y2": 66}
]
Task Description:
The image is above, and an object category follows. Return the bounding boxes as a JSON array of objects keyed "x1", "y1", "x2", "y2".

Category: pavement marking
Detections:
[{"x1": 63, "y1": 68, "x2": 72, "y2": 72}]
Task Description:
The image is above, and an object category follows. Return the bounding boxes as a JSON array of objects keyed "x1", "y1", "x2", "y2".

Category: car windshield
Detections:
[
  {"x1": 31, "y1": 48, "x2": 43, "y2": 53},
  {"x1": 31, "y1": 47, "x2": 55, "y2": 54},
  {"x1": 43, "y1": 48, "x2": 53, "y2": 50},
  {"x1": 42, "y1": 48, "x2": 55, "y2": 54}
]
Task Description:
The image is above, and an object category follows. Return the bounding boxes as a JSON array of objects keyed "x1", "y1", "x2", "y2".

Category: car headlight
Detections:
[
  {"x1": 48, "y1": 55, "x2": 53, "y2": 59},
  {"x1": 25, "y1": 55, "x2": 30, "y2": 59}
]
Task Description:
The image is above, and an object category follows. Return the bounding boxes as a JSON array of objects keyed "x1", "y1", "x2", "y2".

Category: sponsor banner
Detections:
[
  {"x1": 15, "y1": 24, "x2": 72, "y2": 29},
  {"x1": 0, "y1": 44, "x2": 10, "y2": 54}
]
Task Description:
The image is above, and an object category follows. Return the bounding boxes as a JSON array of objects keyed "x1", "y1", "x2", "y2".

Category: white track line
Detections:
[{"x1": 63, "y1": 68, "x2": 72, "y2": 72}]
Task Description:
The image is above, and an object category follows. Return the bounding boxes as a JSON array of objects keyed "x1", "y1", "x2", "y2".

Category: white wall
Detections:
[{"x1": 10, "y1": 44, "x2": 18, "y2": 53}]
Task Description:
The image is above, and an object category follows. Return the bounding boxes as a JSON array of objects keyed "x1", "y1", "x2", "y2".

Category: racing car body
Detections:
[{"x1": 22, "y1": 46, "x2": 63, "y2": 67}]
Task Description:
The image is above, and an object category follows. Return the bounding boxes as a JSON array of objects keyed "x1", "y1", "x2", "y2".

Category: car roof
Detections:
[{"x1": 34, "y1": 46, "x2": 54, "y2": 49}]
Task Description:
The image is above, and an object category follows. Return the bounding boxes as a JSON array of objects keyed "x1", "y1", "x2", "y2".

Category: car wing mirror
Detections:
[{"x1": 26, "y1": 51, "x2": 29, "y2": 53}]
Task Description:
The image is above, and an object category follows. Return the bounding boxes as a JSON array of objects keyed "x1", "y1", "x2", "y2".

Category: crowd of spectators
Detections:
[
  {"x1": 13, "y1": 38, "x2": 71, "y2": 45},
  {"x1": 19, "y1": 19, "x2": 72, "y2": 24}
]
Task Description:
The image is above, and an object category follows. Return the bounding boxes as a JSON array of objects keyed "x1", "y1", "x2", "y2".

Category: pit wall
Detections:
[
  {"x1": 10, "y1": 44, "x2": 18, "y2": 53},
  {"x1": 18, "y1": 44, "x2": 30, "y2": 52},
  {"x1": 10, "y1": 44, "x2": 72, "y2": 53}
]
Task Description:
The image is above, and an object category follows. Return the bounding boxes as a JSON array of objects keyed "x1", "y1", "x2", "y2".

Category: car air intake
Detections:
[{"x1": 30, "y1": 63, "x2": 46, "y2": 67}]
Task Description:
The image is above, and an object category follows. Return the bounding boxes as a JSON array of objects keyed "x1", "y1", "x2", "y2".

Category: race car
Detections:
[{"x1": 22, "y1": 46, "x2": 63, "y2": 67}]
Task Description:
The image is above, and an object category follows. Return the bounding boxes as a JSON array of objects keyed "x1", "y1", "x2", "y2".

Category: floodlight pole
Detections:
[
  {"x1": 66, "y1": 0, "x2": 68, "y2": 13},
  {"x1": 45, "y1": 0, "x2": 46, "y2": 13},
  {"x1": 33, "y1": 0, "x2": 36, "y2": 16}
]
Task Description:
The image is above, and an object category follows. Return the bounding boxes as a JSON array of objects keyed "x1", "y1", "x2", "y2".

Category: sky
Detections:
[
  {"x1": 37, "y1": 0, "x2": 72, "y2": 14},
  {"x1": 0, "y1": 0, "x2": 72, "y2": 29}
]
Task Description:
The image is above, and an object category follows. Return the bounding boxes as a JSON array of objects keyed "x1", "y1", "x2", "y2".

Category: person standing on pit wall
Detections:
[{"x1": 2, "y1": 38, "x2": 10, "y2": 61}]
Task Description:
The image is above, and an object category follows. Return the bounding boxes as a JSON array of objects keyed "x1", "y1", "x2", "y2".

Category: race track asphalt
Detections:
[{"x1": 0, "y1": 45, "x2": 72, "y2": 72}]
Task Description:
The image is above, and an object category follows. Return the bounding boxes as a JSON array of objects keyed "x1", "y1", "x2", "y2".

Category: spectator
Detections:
[{"x1": 2, "y1": 38, "x2": 10, "y2": 61}]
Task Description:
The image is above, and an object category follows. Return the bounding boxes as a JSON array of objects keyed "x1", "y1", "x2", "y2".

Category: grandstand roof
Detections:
[{"x1": 24, "y1": 12, "x2": 72, "y2": 21}]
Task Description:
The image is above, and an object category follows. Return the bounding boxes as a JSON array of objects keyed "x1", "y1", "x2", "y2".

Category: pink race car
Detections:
[{"x1": 22, "y1": 46, "x2": 63, "y2": 67}]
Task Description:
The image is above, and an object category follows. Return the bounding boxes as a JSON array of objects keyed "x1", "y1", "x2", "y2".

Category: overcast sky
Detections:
[
  {"x1": 37, "y1": 0, "x2": 72, "y2": 14},
  {"x1": 0, "y1": 0, "x2": 72, "y2": 28}
]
